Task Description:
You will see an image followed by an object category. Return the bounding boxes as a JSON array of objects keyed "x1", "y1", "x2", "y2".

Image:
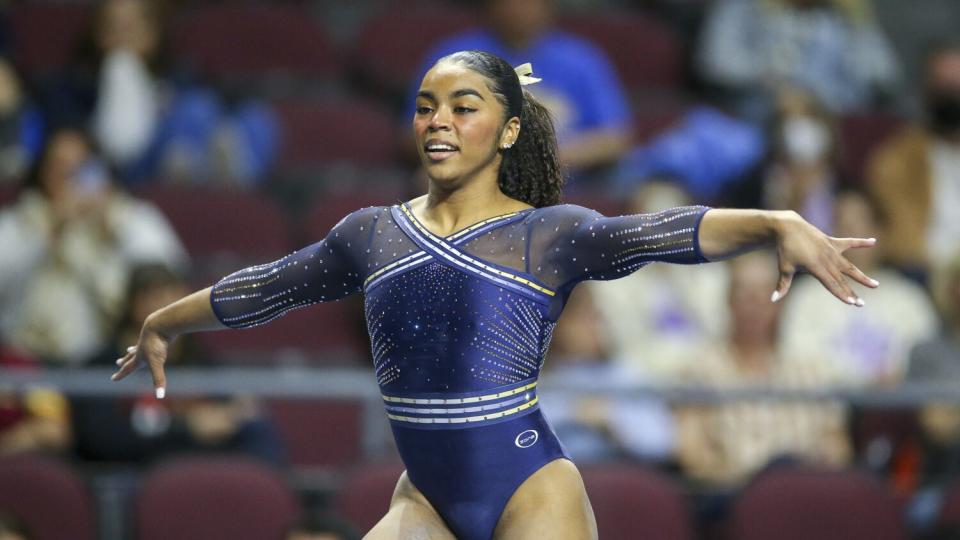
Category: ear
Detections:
[{"x1": 499, "y1": 116, "x2": 521, "y2": 149}]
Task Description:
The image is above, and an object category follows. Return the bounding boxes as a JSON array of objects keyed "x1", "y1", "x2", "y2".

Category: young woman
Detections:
[{"x1": 112, "y1": 51, "x2": 878, "y2": 539}]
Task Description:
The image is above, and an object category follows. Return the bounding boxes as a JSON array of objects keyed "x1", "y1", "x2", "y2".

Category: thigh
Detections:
[
  {"x1": 363, "y1": 471, "x2": 457, "y2": 540},
  {"x1": 493, "y1": 458, "x2": 598, "y2": 540}
]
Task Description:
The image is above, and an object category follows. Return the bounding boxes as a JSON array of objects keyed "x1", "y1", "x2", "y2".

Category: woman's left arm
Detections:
[{"x1": 697, "y1": 209, "x2": 878, "y2": 305}]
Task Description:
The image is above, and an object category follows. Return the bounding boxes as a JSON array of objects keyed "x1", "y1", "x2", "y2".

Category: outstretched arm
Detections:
[
  {"x1": 111, "y1": 287, "x2": 224, "y2": 397},
  {"x1": 698, "y1": 209, "x2": 879, "y2": 305},
  {"x1": 111, "y1": 206, "x2": 377, "y2": 399}
]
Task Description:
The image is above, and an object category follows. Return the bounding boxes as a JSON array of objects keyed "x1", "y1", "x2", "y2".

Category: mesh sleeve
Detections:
[
  {"x1": 538, "y1": 204, "x2": 710, "y2": 290},
  {"x1": 209, "y1": 207, "x2": 378, "y2": 329}
]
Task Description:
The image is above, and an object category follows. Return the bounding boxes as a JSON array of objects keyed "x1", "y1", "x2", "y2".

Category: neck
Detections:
[{"x1": 418, "y1": 170, "x2": 523, "y2": 234}]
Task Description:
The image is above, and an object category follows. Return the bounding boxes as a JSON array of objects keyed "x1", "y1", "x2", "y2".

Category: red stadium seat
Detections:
[
  {"x1": 942, "y1": 477, "x2": 960, "y2": 528},
  {"x1": 266, "y1": 399, "x2": 365, "y2": 468},
  {"x1": 351, "y1": 2, "x2": 480, "y2": 95},
  {"x1": 839, "y1": 112, "x2": 904, "y2": 183},
  {"x1": 172, "y1": 5, "x2": 337, "y2": 81},
  {"x1": 731, "y1": 466, "x2": 907, "y2": 540},
  {"x1": 196, "y1": 295, "x2": 368, "y2": 365},
  {"x1": 138, "y1": 456, "x2": 299, "y2": 540},
  {"x1": 0, "y1": 454, "x2": 96, "y2": 540},
  {"x1": 560, "y1": 12, "x2": 684, "y2": 93},
  {"x1": 336, "y1": 463, "x2": 405, "y2": 533},
  {"x1": 10, "y1": 3, "x2": 92, "y2": 77},
  {"x1": 138, "y1": 185, "x2": 292, "y2": 260},
  {"x1": 581, "y1": 464, "x2": 694, "y2": 540},
  {"x1": 273, "y1": 98, "x2": 399, "y2": 171}
]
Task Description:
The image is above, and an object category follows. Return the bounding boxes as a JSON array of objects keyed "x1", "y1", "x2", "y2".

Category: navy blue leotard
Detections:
[{"x1": 210, "y1": 201, "x2": 709, "y2": 539}]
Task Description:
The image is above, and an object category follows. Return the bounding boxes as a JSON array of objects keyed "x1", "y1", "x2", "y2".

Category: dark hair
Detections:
[
  {"x1": 20, "y1": 127, "x2": 94, "y2": 196},
  {"x1": 438, "y1": 50, "x2": 564, "y2": 207}
]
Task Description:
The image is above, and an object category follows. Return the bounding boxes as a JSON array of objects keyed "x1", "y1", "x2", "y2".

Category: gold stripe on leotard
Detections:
[
  {"x1": 386, "y1": 397, "x2": 539, "y2": 425},
  {"x1": 382, "y1": 382, "x2": 537, "y2": 405}
]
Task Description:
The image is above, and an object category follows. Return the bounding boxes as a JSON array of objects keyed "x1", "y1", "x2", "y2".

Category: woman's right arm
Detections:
[
  {"x1": 111, "y1": 206, "x2": 379, "y2": 399},
  {"x1": 111, "y1": 286, "x2": 225, "y2": 398}
]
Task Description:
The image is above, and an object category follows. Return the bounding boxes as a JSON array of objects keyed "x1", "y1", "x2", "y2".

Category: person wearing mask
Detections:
[{"x1": 868, "y1": 40, "x2": 960, "y2": 280}]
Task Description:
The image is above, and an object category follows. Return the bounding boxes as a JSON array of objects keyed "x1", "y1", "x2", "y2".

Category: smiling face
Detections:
[{"x1": 413, "y1": 61, "x2": 519, "y2": 188}]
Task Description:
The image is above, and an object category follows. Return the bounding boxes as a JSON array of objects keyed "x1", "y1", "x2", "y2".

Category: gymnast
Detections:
[{"x1": 112, "y1": 50, "x2": 878, "y2": 539}]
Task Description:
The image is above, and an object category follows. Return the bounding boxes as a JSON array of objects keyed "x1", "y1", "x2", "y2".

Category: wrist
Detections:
[
  {"x1": 144, "y1": 312, "x2": 176, "y2": 341},
  {"x1": 768, "y1": 210, "x2": 801, "y2": 243}
]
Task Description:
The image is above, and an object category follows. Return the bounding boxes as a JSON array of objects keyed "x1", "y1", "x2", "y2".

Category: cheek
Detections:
[{"x1": 458, "y1": 118, "x2": 500, "y2": 150}]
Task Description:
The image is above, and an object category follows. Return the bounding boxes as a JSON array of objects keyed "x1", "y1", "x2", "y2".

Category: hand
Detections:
[
  {"x1": 111, "y1": 317, "x2": 171, "y2": 399},
  {"x1": 772, "y1": 212, "x2": 879, "y2": 305}
]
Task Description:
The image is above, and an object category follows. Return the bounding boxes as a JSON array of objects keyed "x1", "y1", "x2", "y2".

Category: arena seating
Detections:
[
  {"x1": 335, "y1": 462, "x2": 405, "y2": 533},
  {"x1": 0, "y1": 454, "x2": 96, "y2": 540},
  {"x1": 137, "y1": 456, "x2": 299, "y2": 540},
  {"x1": 581, "y1": 464, "x2": 695, "y2": 540},
  {"x1": 172, "y1": 4, "x2": 337, "y2": 82},
  {"x1": 730, "y1": 465, "x2": 908, "y2": 540}
]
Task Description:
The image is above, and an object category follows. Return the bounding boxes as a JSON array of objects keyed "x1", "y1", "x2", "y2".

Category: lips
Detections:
[{"x1": 424, "y1": 140, "x2": 459, "y2": 162}]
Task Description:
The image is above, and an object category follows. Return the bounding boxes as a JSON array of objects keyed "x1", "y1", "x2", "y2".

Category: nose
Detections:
[{"x1": 428, "y1": 105, "x2": 452, "y2": 131}]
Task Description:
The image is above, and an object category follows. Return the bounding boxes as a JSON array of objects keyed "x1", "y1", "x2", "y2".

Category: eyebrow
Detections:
[{"x1": 416, "y1": 88, "x2": 485, "y2": 101}]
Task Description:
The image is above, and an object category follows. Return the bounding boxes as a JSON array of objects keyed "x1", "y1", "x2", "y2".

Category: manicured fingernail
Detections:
[
  {"x1": 771, "y1": 291, "x2": 781, "y2": 303},
  {"x1": 846, "y1": 296, "x2": 856, "y2": 305},
  {"x1": 110, "y1": 373, "x2": 118, "y2": 381},
  {"x1": 127, "y1": 346, "x2": 136, "y2": 353},
  {"x1": 868, "y1": 238, "x2": 876, "y2": 242},
  {"x1": 156, "y1": 388, "x2": 165, "y2": 400},
  {"x1": 116, "y1": 358, "x2": 123, "y2": 366},
  {"x1": 855, "y1": 298, "x2": 865, "y2": 307},
  {"x1": 870, "y1": 279, "x2": 879, "y2": 287}
]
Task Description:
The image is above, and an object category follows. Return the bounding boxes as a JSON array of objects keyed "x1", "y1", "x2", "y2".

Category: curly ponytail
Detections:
[{"x1": 440, "y1": 50, "x2": 565, "y2": 207}]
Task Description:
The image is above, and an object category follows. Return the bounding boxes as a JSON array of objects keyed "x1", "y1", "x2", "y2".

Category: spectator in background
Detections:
[
  {"x1": 0, "y1": 347, "x2": 71, "y2": 457},
  {"x1": 675, "y1": 251, "x2": 850, "y2": 487},
  {"x1": 0, "y1": 58, "x2": 42, "y2": 183},
  {"x1": 0, "y1": 128, "x2": 188, "y2": 364},
  {"x1": 905, "y1": 253, "x2": 960, "y2": 534},
  {"x1": 867, "y1": 40, "x2": 960, "y2": 280},
  {"x1": 412, "y1": 0, "x2": 632, "y2": 181},
  {"x1": 779, "y1": 190, "x2": 938, "y2": 386},
  {"x1": 728, "y1": 87, "x2": 844, "y2": 233},
  {"x1": 698, "y1": 0, "x2": 901, "y2": 121},
  {"x1": 36, "y1": 0, "x2": 277, "y2": 187},
  {"x1": 590, "y1": 180, "x2": 728, "y2": 381},
  {"x1": 71, "y1": 264, "x2": 285, "y2": 466},
  {"x1": 540, "y1": 286, "x2": 676, "y2": 462}
]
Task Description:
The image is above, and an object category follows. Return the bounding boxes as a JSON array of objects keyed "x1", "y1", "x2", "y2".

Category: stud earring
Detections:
[{"x1": 502, "y1": 142, "x2": 513, "y2": 149}]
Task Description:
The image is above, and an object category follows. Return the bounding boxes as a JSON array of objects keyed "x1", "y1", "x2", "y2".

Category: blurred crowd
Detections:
[{"x1": 1, "y1": 0, "x2": 960, "y2": 538}]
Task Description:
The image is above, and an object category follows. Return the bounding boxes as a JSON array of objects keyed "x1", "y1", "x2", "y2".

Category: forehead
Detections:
[{"x1": 418, "y1": 61, "x2": 495, "y2": 98}]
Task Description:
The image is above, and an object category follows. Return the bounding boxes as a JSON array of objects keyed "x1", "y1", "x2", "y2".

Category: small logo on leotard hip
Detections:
[{"x1": 515, "y1": 429, "x2": 539, "y2": 448}]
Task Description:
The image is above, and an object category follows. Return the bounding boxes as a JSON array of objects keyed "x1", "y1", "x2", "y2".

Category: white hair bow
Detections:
[{"x1": 514, "y1": 63, "x2": 542, "y2": 86}]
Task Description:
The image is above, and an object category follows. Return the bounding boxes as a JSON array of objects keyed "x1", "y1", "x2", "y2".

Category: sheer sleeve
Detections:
[
  {"x1": 209, "y1": 207, "x2": 379, "y2": 329},
  {"x1": 534, "y1": 204, "x2": 710, "y2": 290}
]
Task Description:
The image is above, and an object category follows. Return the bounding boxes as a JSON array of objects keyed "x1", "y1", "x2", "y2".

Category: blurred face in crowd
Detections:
[
  {"x1": 925, "y1": 47, "x2": 960, "y2": 139},
  {"x1": 97, "y1": 0, "x2": 160, "y2": 60},
  {"x1": 832, "y1": 192, "x2": 880, "y2": 271},
  {"x1": 728, "y1": 253, "x2": 780, "y2": 345},
  {"x1": 488, "y1": 0, "x2": 553, "y2": 49},
  {"x1": 774, "y1": 88, "x2": 834, "y2": 166},
  {"x1": 413, "y1": 61, "x2": 518, "y2": 187},
  {"x1": 39, "y1": 130, "x2": 93, "y2": 202}
]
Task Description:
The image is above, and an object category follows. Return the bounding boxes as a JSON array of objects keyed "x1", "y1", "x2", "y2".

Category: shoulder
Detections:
[{"x1": 330, "y1": 205, "x2": 390, "y2": 232}]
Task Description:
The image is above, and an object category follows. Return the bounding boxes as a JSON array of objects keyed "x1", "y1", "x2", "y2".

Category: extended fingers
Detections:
[{"x1": 832, "y1": 237, "x2": 877, "y2": 253}]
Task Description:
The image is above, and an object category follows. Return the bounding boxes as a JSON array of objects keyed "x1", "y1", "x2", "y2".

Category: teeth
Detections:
[{"x1": 427, "y1": 144, "x2": 456, "y2": 151}]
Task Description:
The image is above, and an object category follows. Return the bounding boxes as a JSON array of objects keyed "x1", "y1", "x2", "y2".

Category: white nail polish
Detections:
[
  {"x1": 771, "y1": 291, "x2": 780, "y2": 303},
  {"x1": 855, "y1": 298, "x2": 865, "y2": 307},
  {"x1": 870, "y1": 279, "x2": 879, "y2": 287},
  {"x1": 156, "y1": 388, "x2": 165, "y2": 400},
  {"x1": 110, "y1": 373, "x2": 118, "y2": 381},
  {"x1": 127, "y1": 346, "x2": 136, "y2": 353},
  {"x1": 116, "y1": 358, "x2": 123, "y2": 366},
  {"x1": 846, "y1": 297, "x2": 856, "y2": 305}
]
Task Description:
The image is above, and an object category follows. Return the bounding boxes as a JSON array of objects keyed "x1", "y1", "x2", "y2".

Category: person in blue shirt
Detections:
[
  {"x1": 411, "y1": 0, "x2": 632, "y2": 176},
  {"x1": 113, "y1": 50, "x2": 878, "y2": 539}
]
